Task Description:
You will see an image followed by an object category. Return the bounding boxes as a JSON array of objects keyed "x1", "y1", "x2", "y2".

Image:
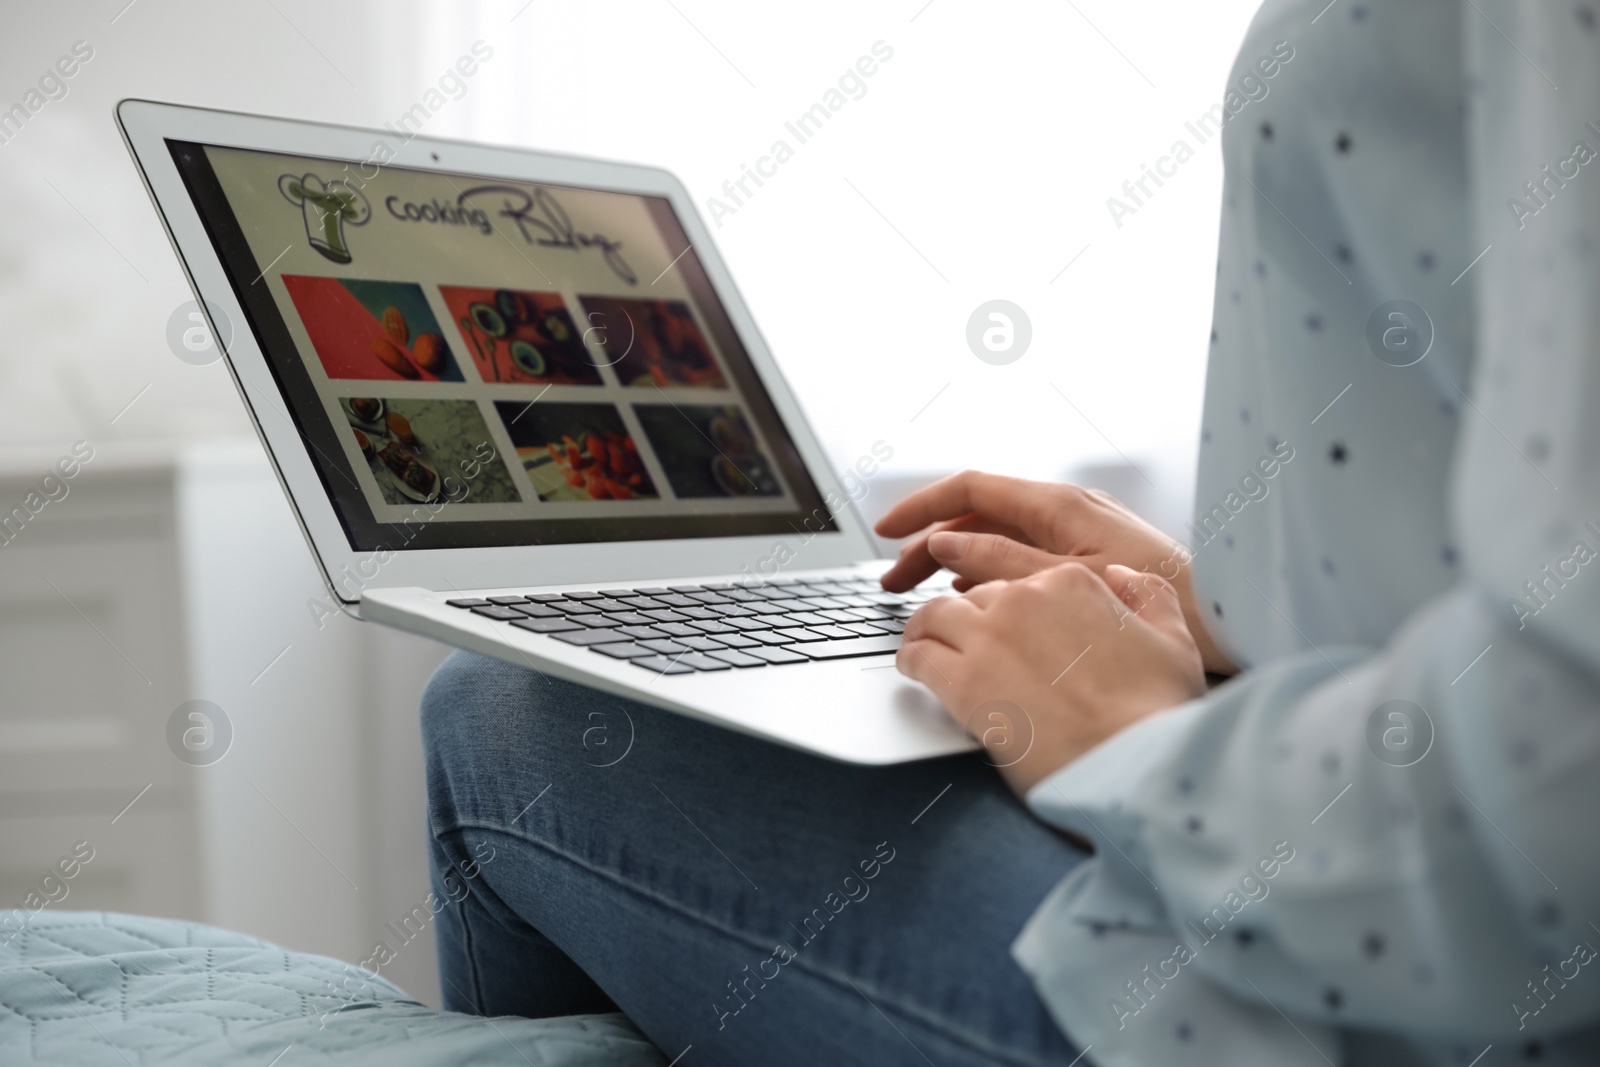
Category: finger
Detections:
[
  {"x1": 874, "y1": 470, "x2": 1064, "y2": 545},
  {"x1": 959, "y1": 579, "x2": 1009, "y2": 609},
  {"x1": 927, "y1": 531, "x2": 1065, "y2": 586},
  {"x1": 1102, "y1": 564, "x2": 1187, "y2": 632},
  {"x1": 901, "y1": 595, "x2": 982, "y2": 650},
  {"x1": 879, "y1": 515, "x2": 976, "y2": 593},
  {"x1": 879, "y1": 513, "x2": 1029, "y2": 592},
  {"x1": 896, "y1": 636, "x2": 961, "y2": 694},
  {"x1": 1032, "y1": 559, "x2": 1123, "y2": 617}
]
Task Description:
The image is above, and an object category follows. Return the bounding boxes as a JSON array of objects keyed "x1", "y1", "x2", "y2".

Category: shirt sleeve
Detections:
[{"x1": 1011, "y1": 6, "x2": 1600, "y2": 1065}]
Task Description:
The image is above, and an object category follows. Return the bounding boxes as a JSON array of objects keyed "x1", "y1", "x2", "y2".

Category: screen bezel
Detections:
[{"x1": 118, "y1": 99, "x2": 878, "y2": 604}]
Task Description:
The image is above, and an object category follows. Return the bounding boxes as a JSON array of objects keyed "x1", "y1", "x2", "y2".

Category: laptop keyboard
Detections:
[{"x1": 444, "y1": 575, "x2": 939, "y2": 675}]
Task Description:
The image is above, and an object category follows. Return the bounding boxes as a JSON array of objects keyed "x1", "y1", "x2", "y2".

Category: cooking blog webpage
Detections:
[{"x1": 182, "y1": 141, "x2": 834, "y2": 553}]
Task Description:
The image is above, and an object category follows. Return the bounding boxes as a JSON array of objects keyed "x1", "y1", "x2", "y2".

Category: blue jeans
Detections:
[{"x1": 422, "y1": 651, "x2": 1085, "y2": 1067}]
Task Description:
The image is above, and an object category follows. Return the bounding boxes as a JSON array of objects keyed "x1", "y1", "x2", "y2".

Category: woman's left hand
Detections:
[{"x1": 897, "y1": 561, "x2": 1207, "y2": 794}]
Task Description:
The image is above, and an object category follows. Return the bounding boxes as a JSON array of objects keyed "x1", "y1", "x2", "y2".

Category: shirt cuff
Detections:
[{"x1": 1024, "y1": 698, "x2": 1209, "y2": 904}]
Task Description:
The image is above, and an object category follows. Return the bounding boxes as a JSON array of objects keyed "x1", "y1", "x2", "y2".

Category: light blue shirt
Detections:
[{"x1": 1012, "y1": 2, "x2": 1600, "y2": 1063}]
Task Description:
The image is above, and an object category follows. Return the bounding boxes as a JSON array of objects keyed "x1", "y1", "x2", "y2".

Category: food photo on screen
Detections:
[
  {"x1": 633, "y1": 404, "x2": 781, "y2": 498},
  {"x1": 577, "y1": 296, "x2": 726, "y2": 388},
  {"x1": 439, "y1": 285, "x2": 603, "y2": 385},
  {"x1": 343, "y1": 396, "x2": 520, "y2": 505},
  {"x1": 284, "y1": 275, "x2": 464, "y2": 382},
  {"x1": 493, "y1": 400, "x2": 658, "y2": 502}
]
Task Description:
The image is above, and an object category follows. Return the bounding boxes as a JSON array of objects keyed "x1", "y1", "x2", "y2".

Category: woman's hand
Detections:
[
  {"x1": 876, "y1": 470, "x2": 1237, "y2": 676},
  {"x1": 897, "y1": 561, "x2": 1207, "y2": 794}
]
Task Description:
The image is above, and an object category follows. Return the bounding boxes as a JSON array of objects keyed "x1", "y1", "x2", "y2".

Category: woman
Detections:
[{"x1": 422, "y1": 2, "x2": 1600, "y2": 1063}]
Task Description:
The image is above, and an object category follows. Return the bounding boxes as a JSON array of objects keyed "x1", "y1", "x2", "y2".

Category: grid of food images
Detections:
[{"x1": 279, "y1": 274, "x2": 788, "y2": 516}]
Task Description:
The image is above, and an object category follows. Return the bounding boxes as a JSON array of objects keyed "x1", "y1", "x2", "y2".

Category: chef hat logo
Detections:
[{"x1": 279, "y1": 172, "x2": 372, "y2": 264}]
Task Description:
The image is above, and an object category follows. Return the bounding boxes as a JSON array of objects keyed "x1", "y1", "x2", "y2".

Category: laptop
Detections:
[{"x1": 118, "y1": 100, "x2": 975, "y2": 765}]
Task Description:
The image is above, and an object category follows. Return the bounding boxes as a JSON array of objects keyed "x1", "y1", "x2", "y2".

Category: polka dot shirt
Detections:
[{"x1": 1013, "y1": 3, "x2": 1600, "y2": 1064}]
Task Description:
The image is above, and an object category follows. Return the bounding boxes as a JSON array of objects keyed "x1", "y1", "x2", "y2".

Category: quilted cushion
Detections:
[{"x1": 0, "y1": 912, "x2": 665, "y2": 1066}]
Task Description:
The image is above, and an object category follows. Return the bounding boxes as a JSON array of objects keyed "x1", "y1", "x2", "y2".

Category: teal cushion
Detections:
[{"x1": 0, "y1": 911, "x2": 664, "y2": 1066}]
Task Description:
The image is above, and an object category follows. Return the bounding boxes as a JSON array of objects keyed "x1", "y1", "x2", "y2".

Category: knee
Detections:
[
  {"x1": 421, "y1": 651, "x2": 511, "y2": 746},
  {"x1": 421, "y1": 651, "x2": 554, "y2": 766},
  {"x1": 420, "y1": 651, "x2": 599, "y2": 823}
]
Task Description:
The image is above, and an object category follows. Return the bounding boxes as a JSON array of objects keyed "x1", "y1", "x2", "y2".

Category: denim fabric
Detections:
[{"x1": 422, "y1": 650, "x2": 1085, "y2": 1067}]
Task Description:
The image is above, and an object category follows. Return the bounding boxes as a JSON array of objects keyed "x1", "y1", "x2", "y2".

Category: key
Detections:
[
  {"x1": 773, "y1": 627, "x2": 828, "y2": 642},
  {"x1": 639, "y1": 639, "x2": 692, "y2": 655},
  {"x1": 630, "y1": 656, "x2": 695, "y2": 675},
  {"x1": 511, "y1": 603, "x2": 564, "y2": 618},
  {"x1": 510, "y1": 617, "x2": 582, "y2": 634},
  {"x1": 590, "y1": 642, "x2": 655, "y2": 659},
  {"x1": 839, "y1": 621, "x2": 887, "y2": 637},
  {"x1": 654, "y1": 622, "x2": 701, "y2": 638},
  {"x1": 676, "y1": 653, "x2": 734, "y2": 671},
  {"x1": 642, "y1": 609, "x2": 690, "y2": 623},
  {"x1": 677, "y1": 636, "x2": 729, "y2": 652},
  {"x1": 470, "y1": 605, "x2": 524, "y2": 621},
  {"x1": 550, "y1": 629, "x2": 634, "y2": 646},
  {"x1": 706, "y1": 633, "x2": 759, "y2": 649},
  {"x1": 616, "y1": 625, "x2": 669, "y2": 640},
  {"x1": 446, "y1": 598, "x2": 490, "y2": 608},
  {"x1": 747, "y1": 646, "x2": 808, "y2": 664},
  {"x1": 809, "y1": 625, "x2": 857, "y2": 639},
  {"x1": 602, "y1": 612, "x2": 657, "y2": 627},
  {"x1": 487, "y1": 595, "x2": 528, "y2": 605},
  {"x1": 748, "y1": 631, "x2": 796, "y2": 646},
  {"x1": 706, "y1": 649, "x2": 766, "y2": 668},
  {"x1": 794, "y1": 635, "x2": 902, "y2": 659}
]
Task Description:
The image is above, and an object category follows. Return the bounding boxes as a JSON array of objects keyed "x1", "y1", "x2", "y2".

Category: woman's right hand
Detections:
[{"x1": 875, "y1": 470, "x2": 1238, "y2": 676}]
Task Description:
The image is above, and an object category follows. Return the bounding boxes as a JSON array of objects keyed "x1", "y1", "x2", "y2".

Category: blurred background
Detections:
[{"x1": 0, "y1": 0, "x2": 1259, "y2": 1005}]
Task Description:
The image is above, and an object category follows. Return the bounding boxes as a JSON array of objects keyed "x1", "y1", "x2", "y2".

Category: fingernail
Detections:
[{"x1": 929, "y1": 531, "x2": 969, "y2": 560}]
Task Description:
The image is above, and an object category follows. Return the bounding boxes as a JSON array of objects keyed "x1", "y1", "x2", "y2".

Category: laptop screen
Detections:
[{"x1": 166, "y1": 139, "x2": 836, "y2": 552}]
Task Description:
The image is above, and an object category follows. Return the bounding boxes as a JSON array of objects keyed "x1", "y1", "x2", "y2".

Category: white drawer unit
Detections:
[
  {"x1": 0, "y1": 443, "x2": 450, "y2": 1004},
  {"x1": 0, "y1": 447, "x2": 201, "y2": 925}
]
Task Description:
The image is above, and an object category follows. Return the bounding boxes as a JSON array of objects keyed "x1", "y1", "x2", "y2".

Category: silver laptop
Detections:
[{"x1": 118, "y1": 100, "x2": 974, "y2": 765}]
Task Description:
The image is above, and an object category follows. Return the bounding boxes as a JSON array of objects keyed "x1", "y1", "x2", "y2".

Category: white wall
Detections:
[{"x1": 0, "y1": 0, "x2": 1262, "y2": 509}]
